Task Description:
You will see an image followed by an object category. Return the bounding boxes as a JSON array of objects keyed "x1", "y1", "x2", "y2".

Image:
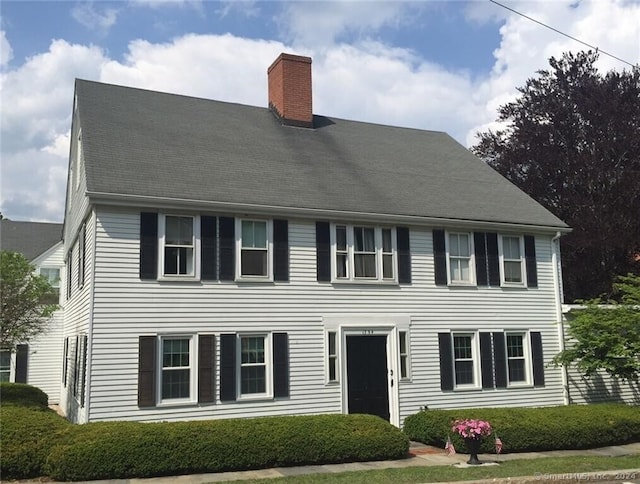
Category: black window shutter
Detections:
[
  {"x1": 138, "y1": 336, "x2": 156, "y2": 407},
  {"x1": 474, "y1": 232, "x2": 489, "y2": 287},
  {"x1": 479, "y1": 332, "x2": 494, "y2": 389},
  {"x1": 140, "y1": 213, "x2": 158, "y2": 280},
  {"x1": 493, "y1": 332, "x2": 507, "y2": 388},
  {"x1": 201, "y1": 216, "x2": 218, "y2": 281},
  {"x1": 397, "y1": 226, "x2": 411, "y2": 284},
  {"x1": 531, "y1": 331, "x2": 545, "y2": 386},
  {"x1": 437, "y1": 333, "x2": 454, "y2": 390},
  {"x1": 486, "y1": 233, "x2": 500, "y2": 286},
  {"x1": 524, "y1": 235, "x2": 538, "y2": 288},
  {"x1": 273, "y1": 332, "x2": 290, "y2": 398},
  {"x1": 15, "y1": 344, "x2": 28, "y2": 383},
  {"x1": 220, "y1": 333, "x2": 237, "y2": 401},
  {"x1": 273, "y1": 220, "x2": 289, "y2": 282},
  {"x1": 62, "y1": 337, "x2": 69, "y2": 386},
  {"x1": 316, "y1": 221, "x2": 331, "y2": 282},
  {"x1": 433, "y1": 230, "x2": 447, "y2": 286},
  {"x1": 80, "y1": 335, "x2": 88, "y2": 406},
  {"x1": 219, "y1": 217, "x2": 235, "y2": 281},
  {"x1": 198, "y1": 334, "x2": 216, "y2": 403}
]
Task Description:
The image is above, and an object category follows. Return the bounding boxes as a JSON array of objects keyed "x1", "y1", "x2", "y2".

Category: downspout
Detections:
[{"x1": 551, "y1": 231, "x2": 570, "y2": 405}]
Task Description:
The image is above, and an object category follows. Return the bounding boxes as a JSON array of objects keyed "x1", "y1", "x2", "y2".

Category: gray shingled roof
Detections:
[
  {"x1": 76, "y1": 79, "x2": 567, "y2": 229},
  {"x1": 0, "y1": 219, "x2": 62, "y2": 261}
]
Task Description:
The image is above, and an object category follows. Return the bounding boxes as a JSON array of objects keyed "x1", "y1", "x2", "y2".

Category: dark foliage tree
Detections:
[{"x1": 473, "y1": 51, "x2": 640, "y2": 302}]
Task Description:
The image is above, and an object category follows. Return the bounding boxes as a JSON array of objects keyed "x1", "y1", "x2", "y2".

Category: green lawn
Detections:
[{"x1": 227, "y1": 455, "x2": 640, "y2": 483}]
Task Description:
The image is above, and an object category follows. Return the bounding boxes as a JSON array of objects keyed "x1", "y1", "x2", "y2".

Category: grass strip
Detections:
[{"x1": 227, "y1": 454, "x2": 640, "y2": 483}]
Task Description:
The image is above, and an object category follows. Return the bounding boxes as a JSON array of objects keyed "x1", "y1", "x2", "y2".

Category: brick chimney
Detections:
[{"x1": 268, "y1": 53, "x2": 313, "y2": 128}]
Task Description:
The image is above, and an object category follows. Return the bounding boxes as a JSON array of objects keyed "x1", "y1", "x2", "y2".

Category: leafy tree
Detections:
[
  {"x1": 473, "y1": 51, "x2": 640, "y2": 302},
  {"x1": 552, "y1": 273, "x2": 640, "y2": 382},
  {"x1": 0, "y1": 251, "x2": 58, "y2": 350}
]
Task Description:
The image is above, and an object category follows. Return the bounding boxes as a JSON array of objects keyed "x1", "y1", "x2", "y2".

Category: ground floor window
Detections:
[
  {"x1": 0, "y1": 350, "x2": 11, "y2": 382},
  {"x1": 327, "y1": 331, "x2": 338, "y2": 382},
  {"x1": 161, "y1": 336, "x2": 192, "y2": 401}
]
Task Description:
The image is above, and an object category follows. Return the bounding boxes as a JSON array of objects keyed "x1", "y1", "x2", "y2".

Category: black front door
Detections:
[{"x1": 346, "y1": 335, "x2": 390, "y2": 421}]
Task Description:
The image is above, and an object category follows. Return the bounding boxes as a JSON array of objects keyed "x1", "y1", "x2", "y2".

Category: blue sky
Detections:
[{"x1": 1, "y1": 1, "x2": 638, "y2": 222}]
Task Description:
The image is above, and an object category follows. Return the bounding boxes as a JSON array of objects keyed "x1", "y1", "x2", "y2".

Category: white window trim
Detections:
[
  {"x1": 505, "y1": 331, "x2": 533, "y2": 387},
  {"x1": 157, "y1": 334, "x2": 196, "y2": 406},
  {"x1": 158, "y1": 214, "x2": 201, "y2": 280},
  {"x1": 445, "y1": 232, "x2": 476, "y2": 286},
  {"x1": 452, "y1": 332, "x2": 481, "y2": 390},
  {"x1": 499, "y1": 235, "x2": 527, "y2": 287},
  {"x1": 325, "y1": 331, "x2": 339, "y2": 384},
  {"x1": 330, "y1": 224, "x2": 398, "y2": 283},
  {"x1": 237, "y1": 333, "x2": 273, "y2": 400},
  {"x1": 235, "y1": 218, "x2": 273, "y2": 282}
]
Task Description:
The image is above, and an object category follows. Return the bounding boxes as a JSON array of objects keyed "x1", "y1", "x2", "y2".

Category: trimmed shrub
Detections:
[
  {"x1": 45, "y1": 414, "x2": 409, "y2": 481},
  {"x1": 403, "y1": 404, "x2": 640, "y2": 453},
  {"x1": 0, "y1": 405, "x2": 71, "y2": 479},
  {"x1": 0, "y1": 382, "x2": 49, "y2": 408}
]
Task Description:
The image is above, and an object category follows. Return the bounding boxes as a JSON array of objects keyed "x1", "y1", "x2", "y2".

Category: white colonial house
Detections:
[
  {"x1": 0, "y1": 219, "x2": 64, "y2": 403},
  {"x1": 54, "y1": 53, "x2": 636, "y2": 426}
]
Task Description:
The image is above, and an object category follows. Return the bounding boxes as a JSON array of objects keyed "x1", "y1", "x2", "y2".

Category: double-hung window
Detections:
[
  {"x1": 239, "y1": 334, "x2": 270, "y2": 398},
  {"x1": 447, "y1": 232, "x2": 473, "y2": 284},
  {"x1": 452, "y1": 333, "x2": 478, "y2": 388},
  {"x1": 506, "y1": 332, "x2": 530, "y2": 385},
  {"x1": 500, "y1": 235, "x2": 525, "y2": 286},
  {"x1": 239, "y1": 220, "x2": 270, "y2": 278},
  {"x1": 0, "y1": 350, "x2": 11, "y2": 382},
  {"x1": 161, "y1": 215, "x2": 198, "y2": 277},
  {"x1": 160, "y1": 336, "x2": 193, "y2": 402},
  {"x1": 331, "y1": 225, "x2": 396, "y2": 282},
  {"x1": 327, "y1": 331, "x2": 338, "y2": 383}
]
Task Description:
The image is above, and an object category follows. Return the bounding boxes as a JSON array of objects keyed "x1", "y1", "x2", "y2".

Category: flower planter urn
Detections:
[{"x1": 464, "y1": 437, "x2": 482, "y2": 465}]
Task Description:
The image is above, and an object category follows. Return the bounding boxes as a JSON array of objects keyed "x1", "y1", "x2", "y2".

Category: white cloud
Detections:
[
  {"x1": 0, "y1": 30, "x2": 13, "y2": 67},
  {"x1": 71, "y1": 2, "x2": 119, "y2": 35}
]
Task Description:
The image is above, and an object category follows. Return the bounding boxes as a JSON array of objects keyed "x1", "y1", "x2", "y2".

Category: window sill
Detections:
[
  {"x1": 158, "y1": 276, "x2": 200, "y2": 282},
  {"x1": 506, "y1": 382, "x2": 533, "y2": 389},
  {"x1": 453, "y1": 386, "x2": 482, "y2": 392},
  {"x1": 447, "y1": 282, "x2": 477, "y2": 288},
  {"x1": 236, "y1": 394, "x2": 274, "y2": 402},
  {"x1": 501, "y1": 283, "x2": 527, "y2": 289},
  {"x1": 235, "y1": 276, "x2": 273, "y2": 283},
  {"x1": 331, "y1": 279, "x2": 399, "y2": 286},
  {"x1": 155, "y1": 400, "x2": 198, "y2": 408}
]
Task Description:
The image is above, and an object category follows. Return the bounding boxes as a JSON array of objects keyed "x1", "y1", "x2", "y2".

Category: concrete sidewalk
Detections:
[{"x1": 16, "y1": 442, "x2": 640, "y2": 484}]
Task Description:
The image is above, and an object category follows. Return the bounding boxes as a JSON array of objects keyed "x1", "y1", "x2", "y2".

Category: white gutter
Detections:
[{"x1": 551, "y1": 231, "x2": 570, "y2": 405}]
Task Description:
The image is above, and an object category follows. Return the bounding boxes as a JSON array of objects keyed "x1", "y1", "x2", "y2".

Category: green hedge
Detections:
[
  {"x1": 0, "y1": 405, "x2": 71, "y2": 479},
  {"x1": 403, "y1": 404, "x2": 640, "y2": 453},
  {"x1": 0, "y1": 382, "x2": 49, "y2": 408},
  {"x1": 45, "y1": 414, "x2": 409, "y2": 481}
]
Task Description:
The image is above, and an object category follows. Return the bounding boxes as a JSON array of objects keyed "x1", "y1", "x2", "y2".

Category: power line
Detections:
[{"x1": 489, "y1": 0, "x2": 637, "y2": 69}]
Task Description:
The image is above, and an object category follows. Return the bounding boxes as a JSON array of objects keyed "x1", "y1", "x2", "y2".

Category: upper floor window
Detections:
[
  {"x1": 238, "y1": 219, "x2": 271, "y2": 279},
  {"x1": 160, "y1": 215, "x2": 199, "y2": 278},
  {"x1": 447, "y1": 232, "x2": 474, "y2": 284},
  {"x1": 500, "y1": 235, "x2": 525, "y2": 286},
  {"x1": 40, "y1": 267, "x2": 60, "y2": 289},
  {"x1": 76, "y1": 131, "x2": 84, "y2": 189},
  {"x1": 331, "y1": 224, "x2": 396, "y2": 282}
]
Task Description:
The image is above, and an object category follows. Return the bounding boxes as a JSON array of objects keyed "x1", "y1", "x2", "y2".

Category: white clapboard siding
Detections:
[
  {"x1": 59, "y1": 210, "x2": 95, "y2": 422},
  {"x1": 85, "y1": 208, "x2": 566, "y2": 424},
  {"x1": 26, "y1": 243, "x2": 65, "y2": 403}
]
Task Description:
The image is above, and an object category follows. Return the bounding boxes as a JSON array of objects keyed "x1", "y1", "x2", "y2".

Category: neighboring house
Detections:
[
  {"x1": 60, "y1": 52, "x2": 574, "y2": 426},
  {"x1": 0, "y1": 219, "x2": 64, "y2": 403}
]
